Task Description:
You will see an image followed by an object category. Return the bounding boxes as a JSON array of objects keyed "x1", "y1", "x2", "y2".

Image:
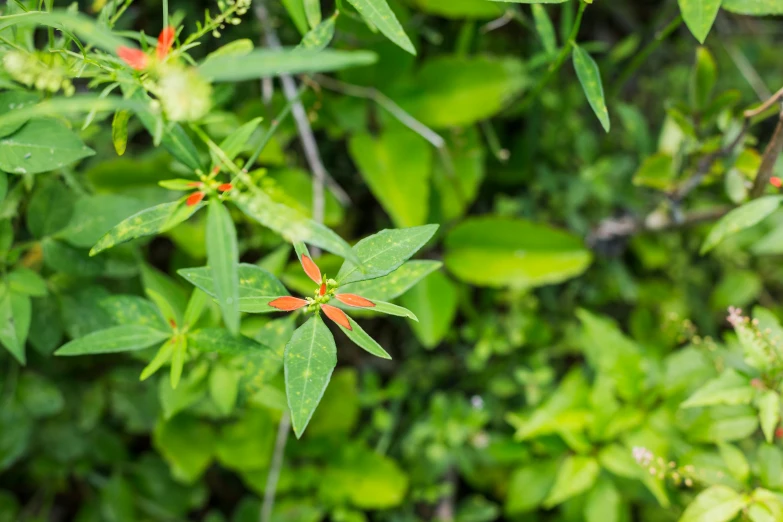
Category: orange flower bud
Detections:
[
  {"x1": 117, "y1": 46, "x2": 149, "y2": 70},
  {"x1": 269, "y1": 296, "x2": 308, "y2": 311},
  {"x1": 335, "y1": 294, "x2": 375, "y2": 308},
  {"x1": 217, "y1": 183, "x2": 233, "y2": 192},
  {"x1": 300, "y1": 255, "x2": 322, "y2": 284},
  {"x1": 322, "y1": 304, "x2": 351, "y2": 330},
  {"x1": 157, "y1": 26, "x2": 176, "y2": 61},
  {"x1": 186, "y1": 191, "x2": 205, "y2": 206}
]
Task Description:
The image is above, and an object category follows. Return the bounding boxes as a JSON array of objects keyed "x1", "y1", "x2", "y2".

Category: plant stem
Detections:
[
  {"x1": 261, "y1": 412, "x2": 291, "y2": 522},
  {"x1": 162, "y1": 0, "x2": 168, "y2": 28},
  {"x1": 751, "y1": 109, "x2": 783, "y2": 198},
  {"x1": 243, "y1": 87, "x2": 305, "y2": 171},
  {"x1": 518, "y1": 1, "x2": 587, "y2": 111}
]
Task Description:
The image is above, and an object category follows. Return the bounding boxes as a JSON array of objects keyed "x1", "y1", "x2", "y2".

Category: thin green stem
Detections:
[
  {"x1": 162, "y1": 0, "x2": 168, "y2": 28},
  {"x1": 518, "y1": 1, "x2": 587, "y2": 111},
  {"x1": 610, "y1": 15, "x2": 683, "y2": 99},
  {"x1": 243, "y1": 88, "x2": 305, "y2": 173}
]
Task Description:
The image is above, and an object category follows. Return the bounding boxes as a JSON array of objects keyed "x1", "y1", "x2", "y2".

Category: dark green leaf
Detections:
[
  {"x1": 400, "y1": 270, "x2": 458, "y2": 348},
  {"x1": 188, "y1": 328, "x2": 272, "y2": 355},
  {"x1": 297, "y1": 13, "x2": 337, "y2": 51},
  {"x1": 345, "y1": 0, "x2": 416, "y2": 54},
  {"x1": 339, "y1": 260, "x2": 442, "y2": 300},
  {"x1": 338, "y1": 316, "x2": 391, "y2": 359},
  {"x1": 178, "y1": 264, "x2": 288, "y2": 313},
  {"x1": 0, "y1": 119, "x2": 94, "y2": 175},
  {"x1": 0, "y1": 91, "x2": 39, "y2": 138}
]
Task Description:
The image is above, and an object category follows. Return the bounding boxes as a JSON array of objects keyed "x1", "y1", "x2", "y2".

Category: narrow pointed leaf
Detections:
[
  {"x1": 285, "y1": 315, "x2": 337, "y2": 438},
  {"x1": 339, "y1": 316, "x2": 392, "y2": 359},
  {"x1": 0, "y1": 291, "x2": 30, "y2": 365},
  {"x1": 701, "y1": 197, "x2": 782, "y2": 254},
  {"x1": 304, "y1": 0, "x2": 322, "y2": 27},
  {"x1": 0, "y1": 10, "x2": 132, "y2": 51},
  {"x1": 339, "y1": 260, "x2": 442, "y2": 300},
  {"x1": 678, "y1": 485, "x2": 747, "y2": 522},
  {"x1": 212, "y1": 117, "x2": 263, "y2": 168},
  {"x1": 146, "y1": 289, "x2": 180, "y2": 328},
  {"x1": 345, "y1": 0, "x2": 416, "y2": 55},
  {"x1": 678, "y1": 0, "x2": 721, "y2": 44},
  {"x1": 189, "y1": 328, "x2": 272, "y2": 355},
  {"x1": 112, "y1": 110, "x2": 131, "y2": 156},
  {"x1": 532, "y1": 4, "x2": 557, "y2": 55},
  {"x1": 297, "y1": 13, "x2": 337, "y2": 51},
  {"x1": 183, "y1": 289, "x2": 208, "y2": 329},
  {"x1": 170, "y1": 336, "x2": 187, "y2": 389},
  {"x1": 759, "y1": 391, "x2": 780, "y2": 444},
  {"x1": 233, "y1": 189, "x2": 359, "y2": 264},
  {"x1": 336, "y1": 225, "x2": 439, "y2": 285},
  {"x1": 572, "y1": 45, "x2": 610, "y2": 132},
  {"x1": 178, "y1": 264, "x2": 288, "y2": 313},
  {"x1": 140, "y1": 340, "x2": 175, "y2": 381},
  {"x1": 55, "y1": 325, "x2": 169, "y2": 356},
  {"x1": 206, "y1": 199, "x2": 240, "y2": 335},
  {"x1": 366, "y1": 300, "x2": 418, "y2": 321}
]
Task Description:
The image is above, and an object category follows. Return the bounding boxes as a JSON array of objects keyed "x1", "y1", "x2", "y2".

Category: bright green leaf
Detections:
[
  {"x1": 188, "y1": 328, "x2": 271, "y2": 355},
  {"x1": 681, "y1": 369, "x2": 753, "y2": 408},
  {"x1": 207, "y1": 199, "x2": 240, "y2": 335},
  {"x1": 178, "y1": 264, "x2": 288, "y2": 313},
  {"x1": 169, "y1": 335, "x2": 187, "y2": 390},
  {"x1": 338, "y1": 316, "x2": 392, "y2": 359},
  {"x1": 345, "y1": 0, "x2": 416, "y2": 55},
  {"x1": 759, "y1": 391, "x2": 781, "y2": 444},
  {"x1": 400, "y1": 270, "x2": 458, "y2": 348},
  {"x1": 210, "y1": 364, "x2": 240, "y2": 416},
  {"x1": 572, "y1": 44, "x2": 610, "y2": 132},
  {"x1": 532, "y1": 4, "x2": 557, "y2": 55},
  {"x1": 542, "y1": 455, "x2": 600, "y2": 508},
  {"x1": 701, "y1": 196, "x2": 782, "y2": 254},
  {"x1": 722, "y1": 0, "x2": 783, "y2": 14},
  {"x1": 55, "y1": 325, "x2": 169, "y2": 356},
  {"x1": 678, "y1": 0, "x2": 721, "y2": 43},
  {"x1": 112, "y1": 110, "x2": 130, "y2": 156},
  {"x1": 678, "y1": 485, "x2": 748, "y2": 522}
]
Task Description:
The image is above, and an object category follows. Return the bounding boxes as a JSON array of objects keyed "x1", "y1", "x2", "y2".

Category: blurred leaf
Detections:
[
  {"x1": 718, "y1": 443, "x2": 749, "y2": 483},
  {"x1": 349, "y1": 129, "x2": 432, "y2": 228},
  {"x1": 572, "y1": 44, "x2": 610, "y2": 132},
  {"x1": 401, "y1": 270, "x2": 458, "y2": 348},
  {"x1": 7, "y1": 267, "x2": 47, "y2": 297},
  {"x1": 189, "y1": 328, "x2": 272, "y2": 355},
  {"x1": 690, "y1": 47, "x2": 716, "y2": 110},
  {"x1": 444, "y1": 217, "x2": 591, "y2": 287},
  {"x1": 178, "y1": 264, "x2": 288, "y2": 313},
  {"x1": 633, "y1": 153, "x2": 675, "y2": 189},
  {"x1": 112, "y1": 110, "x2": 130, "y2": 156},
  {"x1": 433, "y1": 127, "x2": 486, "y2": 221},
  {"x1": 17, "y1": 372, "x2": 64, "y2": 418},
  {"x1": 678, "y1": 485, "x2": 747, "y2": 522},
  {"x1": 542, "y1": 455, "x2": 600, "y2": 508},
  {"x1": 532, "y1": 4, "x2": 557, "y2": 54},
  {"x1": 346, "y1": 0, "x2": 416, "y2": 55},
  {"x1": 213, "y1": 117, "x2": 262, "y2": 167},
  {"x1": 758, "y1": 391, "x2": 780, "y2": 444},
  {"x1": 216, "y1": 407, "x2": 276, "y2": 471},
  {"x1": 682, "y1": 370, "x2": 753, "y2": 408},
  {"x1": 0, "y1": 119, "x2": 94, "y2": 175},
  {"x1": 722, "y1": 0, "x2": 783, "y2": 14},
  {"x1": 27, "y1": 177, "x2": 73, "y2": 238},
  {"x1": 504, "y1": 460, "x2": 559, "y2": 515},
  {"x1": 207, "y1": 199, "x2": 240, "y2": 335},
  {"x1": 100, "y1": 474, "x2": 136, "y2": 522},
  {"x1": 306, "y1": 369, "x2": 360, "y2": 437},
  {"x1": 758, "y1": 444, "x2": 783, "y2": 489},
  {"x1": 0, "y1": 91, "x2": 39, "y2": 138},
  {"x1": 153, "y1": 416, "x2": 215, "y2": 484},
  {"x1": 304, "y1": 0, "x2": 322, "y2": 27},
  {"x1": 585, "y1": 477, "x2": 621, "y2": 522},
  {"x1": 297, "y1": 13, "x2": 337, "y2": 50},
  {"x1": 210, "y1": 364, "x2": 240, "y2": 416},
  {"x1": 0, "y1": 10, "x2": 131, "y2": 51},
  {"x1": 60, "y1": 194, "x2": 148, "y2": 248},
  {"x1": 169, "y1": 335, "x2": 187, "y2": 389},
  {"x1": 0, "y1": 291, "x2": 31, "y2": 364},
  {"x1": 678, "y1": 0, "x2": 721, "y2": 43},
  {"x1": 285, "y1": 315, "x2": 337, "y2": 438},
  {"x1": 701, "y1": 197, "x2": 782, "y2": 254},
  {"x1": 56, "y1": 325, "x2": 169, "y2": 356}
]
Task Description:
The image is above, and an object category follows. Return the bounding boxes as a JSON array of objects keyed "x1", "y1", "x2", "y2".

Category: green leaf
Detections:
[
  {"x1": 90, "y1": 198, "x2": 203, "y2": 255},
  {"x1": 100, "y1": 296, "x2": 168, "y2": 331},
  {"x1": 400, "y1": 270, "x2": 458, "y2": 348},
  {"x1": 17, "y1": 372, "x2": 64, "y2": 418},
  {"x1": 304, "y1": 0, "x2": 322, "y2": 27},
  {"x1": 345, "y1": 0, "x2": 416, "y2": 55},
  {"x1": 178, "y1": 264, "x2": 288, "y2": 313},
  {"x1": 504, "y1": 460, "x2": 559, "y2": 515},
  {"x1": 141, "y1": 265, "x2": 188, "y2": 323},
  {"x1": 542, "y1": 455, "x2": 600, "y2": 508},
  {"x1": 188, "y1": 328, "x2": 271, "y2": 355},
  {"x1": 757, "y1": 444, "x2": 783, "y2": 489},
  {"x1": 701, "y1": 197, "x2": 782, "y2": 254},
  {"x1": 0, "y1": 291, "x2": 30, "y2": 364},
  {"x1": 206, "y1": 200, "x2": 240, "y2": 335},
  {"x1": 718, "y1": 443, "x2": 750, "y2": 483},
  {"x1": 348, "y1": 129, "x2": 432, "y2": 228},
  {"x1": 213, "y1": 117, "x2": 263, "y2": 167},
  {"x1": 572, "y1": 44, "x2": 610, "y2": 132},
  {"x1": 8, "y1": 268, "x2": 47, "y2": 297},
  {"x1": 678, "y1": 485, "x2": 748, "y2": 522},
  {"x1": 690, "y1": 47, "x2": 717, "y2": 110},
  {"x1": 722, "y1": 0, "x2": 783, "y2": 14},
  {"x1": 395, "y1": 56, "x2": 526, "y2": 128},
  {"x1": 285, "y1": 315, "x2": 337, "y2": 438},
  {"x1": 233, "y1": 189, "x2": 359, "y2": 264},
  {"x1": 491, "y1": 0, "x2": 567, "y2": 2},
  {"x1": 444, "y1": 217, "x2": 592, "y2": 287},
  {"x1": 0, "y1": 119, "x2": 94, "y2": 175},
  {"x1": 215, "y1": 408, "x2": 276, "y2": 471},
  {"x1": 682, "y1": 369, "x2": 753, "y2": 408},
  {"x1": 0, "y1": 95, "x2": 148, "y2": 132},
  {"x1": 297, "y1": 13, "x2": 338, "y2": 51},
  {"x1": 330, "y1": 260, "x2": 442, "y2": 300},
  {"x1": 0, "y1": 10, "x2": 132, "y2": 51},
  {"x1": 55, "y1": 325, "x2": 169, "y2": 356},
  {"x1": 198, "y1": 49, "x2": 378, "y2": 82},
  {"x1": 27, "y1": 178, "x2": 73, "y2": 238},
  {"x1": 140, "y1": 340, "x2": 175, "y2": 381},
  {"x1": 336, "y1": 225, "x2": 438, "y2": 285},
  {"x1": 42, "y1": 239, "x2": 103, "y2": 278},
  {"x1": 169, "y1": 335, "x2": 187, "y2": 390},
  {"x1": 111, "y1": 110, "x2": 131, "y2": 156},
  {"x1": 531, "y1": 4, "x2": 557, "y2": 55},
  {"x1": 759, "y1": 391, "x2": 780, "y2": 444},
  {"x1": 432, "y1": 127, "x2": 486, "y2": 221},
  {"x1": 210, "y1": 364, "x2": 240, "y2": 416},
  {"x1": 585, "y1": 478, "x2": 621, "y2": 522},
  {"x1": 678, "y1": 0, "x2": 721, "y2": 43},
  {"x1": 158, "y1": 363, "x2": 209, "y2": 420},
  {"x1": 59, "y1": 194, "x2": 148, "y2": 248},
  {"x1": 338, "y1": 316, "x2": 392, "y2": 359},
  {"x1": 354, "y1": 299, "x2": 418, "y2": 321},
  {"x1": 183, "y1": 289, "x2": 208, "y2": 329},
  {"x1": 633, "y1": 153, "x2": 675, "y2": 189},
  {"x1": 0, "y1": 92, "x2": 39, "y2": 138},
  {"x1": 409, "y1": 0, "x2": 502, "y2": 17},
  {"x1": 153, "y1": 415, "x2": 215, "y2": 484}
]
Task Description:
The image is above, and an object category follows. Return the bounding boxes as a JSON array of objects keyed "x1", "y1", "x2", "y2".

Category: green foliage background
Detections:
[{"x1": 3, "y1": 0, "x2": 783, "y2": 521}]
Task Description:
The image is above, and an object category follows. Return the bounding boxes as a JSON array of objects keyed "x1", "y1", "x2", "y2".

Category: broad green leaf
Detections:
[
  {"x1": 395, "y1": 56, "x2": 525, "y2": 128},
  {"x1": 336, "y1": 225, "x2": 439, "y2": 285},
  {"x1": 339, "y1": 260, "x2": 442, "y2": 300},
  {"x1": 444, "y1": 217, "x2": 592, "y2": 287},
  {"x1": 306, "y1": 369, "x2": 360, "y2": 437},
  {"x1": 169, "y1": 335, "x2": 187, "y2": 389},
  {"x1": 702, "y1": 196, "x2": 782, "y2": 253},
  {"x1": 572, "y1": 44, "x2": 610, "y2": 132},
  {"x1": 233, "y1": 189, "x2": 359, "y2": 264},
  {"x1": 27, "y1": 177, "x2": 73, "y2": 238},
  {"x1": 297, "y1": 13, "x2": 338, "y2": 51},
  {"x1": 42, "y1": 239, "x2": 103, "y2": 278},
  {"x1": 0, "y1": 291, "x2": 30, "y2": 364},
  {"x1": 112, "y1": 110, "x2": 130, "y2": 156},
  {"x1": 542, "y1": 455, "x2": 600, "y2": 508},
  {"x1": 433, "y1": 127, "x2": 486, "y2": 221},
  {"x1": 758, "y1": 391, "x2": 780, "y2": 443},
  {"x1": 0, "y1": 91, "x2": 39, "y2": 138},
  {"x1": 215, "y1": 408, "x2": 276, "y2": 471},
  {"x1": 178, "y1": 264, "x2": 288, "y2": 313},
  {"x1": 7, "y1": 268, "x2": 47, "y2": 297},
  {"x1": 0, "y1": 96, "x2": 148, "y2": 134},
  {"x1": 55, "y1": 325, "x2": 169, "y2": 356},
  {"x1": 678, "y1": 485, "x2": 748, "y2": 522},
  {"x1": 400, "y1": 270, "x2": 458, "y2": 348},
  {"x1": 409, "y1": 0, "x2": 502, "y2": 19},
  {"x1": 678, "y1": 0, "x2": 721, "y2": 43},
  {"x1": 348, "y1": 129, "x2": 431, "y2": 228},
  {"x1": 203, "y1": 39, "x2": 254, "y2": 62},
  {"x1": 188, "y1": 328, "x2": 271, "y2": 355},
  {"x1": 148, "y1": 288, "x2": 188, "y2": 326},
  {"x1": 346, "y1": 0, "x2": 416, "y2": 55},
  {"x1": 633, "y1": 153, "x2": 675, "y2": 189},
  {"x1": 758, "y1": 444, "x2": 783, "y2": 489},
  {"x1": 17, "y1": 372, "x2": 64, "y2": 418},
  {"x1": 90, "y1": 198, "x2": 203, "y2": 255},
  {"x1": 140, "y1": 340, "x2": 175, "y2": 381},
  {"x1": 504, "y1": 460, "x2": 559, "y2": 515},
  {"x1": 338, "y1": 316, "x2": 392, "y2": 359},
  {"x1": 153, "y1": 415, "x2": 215, "y2": 484},
  {"x1": 722, "y1": 0, "x2": 783, "y2": 14},
  {"x1": 681, "y1": 369, "x2": 753, "y2": 408},
  {"x1": 198, "y1": 49, "x2": 378, "y2": 82},
  {"x1": 207, "y1": 200, "x2": 240, "y2": 335},
  {"x1": 0, "y1": 10, "x2": 132, "y2": 51},
  {"x1": 210, "y1": 364, "x2": 240, "y2": 416},
  {"x1": 285, "y1": 315, "x2": 337, "y2": 438},
  {"x1": 304, "y1": 0, "x2": 322, "y2": 27},
  {"x1": 59, "y1": 194, "x2": 148, "y2": 248},
  {"x1": 718, "y1": 443, "x2": 750, "y2": 483},
  {"x1": 0, "y1": 119, "x2": 94, "y2": 175},
  {"x1": 532, "y1": 4, "x2": 557, "y2": 55},
  {"x1": 585, "y1": 477, "x2": 621, "y2": 522}
]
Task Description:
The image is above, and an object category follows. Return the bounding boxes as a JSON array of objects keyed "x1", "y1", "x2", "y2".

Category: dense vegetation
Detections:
[{"x1": 3, "y1": 0, "x2": 783, "y2": 520}]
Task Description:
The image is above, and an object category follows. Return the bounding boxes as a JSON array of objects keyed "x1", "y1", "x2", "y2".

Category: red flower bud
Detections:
[
  {"x1": 336, "y1": 294, "x2": 375, "y2": 308},
  {"x1": 269, "y1": 296, "x2": 308, "y2": 311},
  {"x1": 117, "y1": 46, "x2": 149, "y2": 70},
  {"x1": 187, "y1": 181, "x2": 203, "y2": 187},
  {"x1": 157, "y1": 26, "x2": 176, "y2": 61},
  {"x1": 217, "y1": 183, "x2": 233, "y2": 192},
  {"x1": 771, "y1": 176, "x2": 782, "y2": 188},
  {"x1": 300, "y1": 255, "x2": 322, "y2": 284},
  {"x1": 776, "y1": 427, "x2": 783, "y2": 439},
  {"x1": 319, "y1": 282, "x2": 327, "y2": 296},
  {"x1": 186, "y1": 191, "x2": 205, "y2": 206},
  {"x1": 322, "y1": 304, "x2": 351, "y2": 330}
]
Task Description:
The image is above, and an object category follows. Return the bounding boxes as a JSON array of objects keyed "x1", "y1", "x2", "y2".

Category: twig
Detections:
[
  {"x1": 744, "y1": 86, "x2": 783, "y2": 120},
  {"x1": 254, "y1": 2, "x2": 349, "y2": 212},
  {"x1": 260, "y1": 412, "x2": 291, "y2": 522},
  {"x1": 750, "y1": 109, "x2": 783, "y2": 198}
]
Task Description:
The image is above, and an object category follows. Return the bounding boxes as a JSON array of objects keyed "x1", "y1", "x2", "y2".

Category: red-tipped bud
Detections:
[
  {"x1": 187, "y1": 181, "x2": 203, "y2": 187},
  {"x1": 157, "y1": 26, "x2": 176, "y2": 61},
  {"x1": 218, "y1": 183, "x2": 233, "y2": 192},
  {"x1": 771, "y1": 176, "x2": 782, "y2": 188},
  {"x1": 117, "y1": 46, "x2": 149, "y2": 70},
  {"x1": 300, "y1": 255, "x2": 321, "y2": 284},
  {"x1": 319, "y1": 282, "x2": 327, "y2": 296},
  {"x1": 777, "y1": 427, "x2": 783, "y2": 439},
  {"x1": 186, "y1": 191, "x2": 205, "y2": 206},
  {"x1": 335, "y1": 294, "x2": 375, "y2": 308},
  {"x1": 322, "y1": 304, "x2": 351, "y2": 330},
  {"x1": 269, "y1": 296, "x2": 308, "y2": 311}
]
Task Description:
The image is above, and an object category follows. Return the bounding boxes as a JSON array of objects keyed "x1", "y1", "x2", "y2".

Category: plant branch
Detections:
[
  {"x1": 750, "y1": 108, "x2": 783, "y2": 198},
  {"x1": 260, "y1": 412, "x2": 291, "y2": 522}
]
